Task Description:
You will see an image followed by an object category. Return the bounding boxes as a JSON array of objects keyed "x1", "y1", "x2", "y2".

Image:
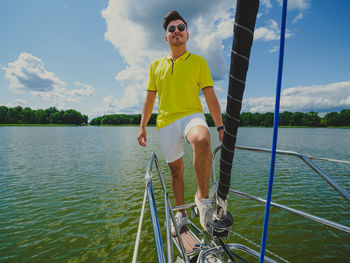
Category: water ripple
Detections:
[{"x1": 0, "y1": 127, "x2": 349, "y2": 262}]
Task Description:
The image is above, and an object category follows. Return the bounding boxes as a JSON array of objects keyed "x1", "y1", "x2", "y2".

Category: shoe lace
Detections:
[
  {"x1": 174, "y1": 213, "x2": 185, "y2": 225},
  {"x1": 175, "y1": 215, "x2": 181, "y2": 224},
  {"x1": 201, "y1": 198, "x2": 211, "y2": 208}
]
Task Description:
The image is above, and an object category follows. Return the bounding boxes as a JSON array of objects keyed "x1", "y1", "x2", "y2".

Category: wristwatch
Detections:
[{"x1": 217, "y1": 126, "x2": 224, "y2": 132}]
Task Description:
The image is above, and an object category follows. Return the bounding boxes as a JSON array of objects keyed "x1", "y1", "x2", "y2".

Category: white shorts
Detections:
[{"x1": 158, "y1": 113, "x2": 209, "y2": 163}]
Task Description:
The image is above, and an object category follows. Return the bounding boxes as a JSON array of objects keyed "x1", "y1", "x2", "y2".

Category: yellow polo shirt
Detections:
[{"x1": 147, "y1": 51, "x2": 213, "y2": 129}]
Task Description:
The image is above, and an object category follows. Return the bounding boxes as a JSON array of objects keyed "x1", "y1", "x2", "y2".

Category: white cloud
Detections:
[
  {"x1": 276, "y1": 0, "x2": 310, "y2": 24},
  {"x1": 265, "y1": 0, "x2": 310, "y2": 12},
  {"x1": 32, "y1": 82, "x2": 94, "y2": 107},
  {"x1": 241, "y1": 81, "x2": 350, "y2": 113},
  {"x1": 214, "y1": 86, "x2": 225, "y2": 94},
  {"x1": 261, "y1": 0, "x2": 273, "y2": 9},
  {"x1": 3, "y1": 99, "x2": 28, "y2": 109},
  {"x1": 286, "y1": 0, "x2": 310, "y2": 11},
  {"x1": 270, "y1": 45, "x2": 280, "y2": 53},
  {"x1": 3, "y1": 52, "x2": 94, "y2": 108},
  {"x1": 254, "y1": 19, "x2": 293, "y2": 41},
  {"x1": 292, "y1": 12, "x2": 304, "y2": 23},
  {"x1": 3, "y1": 52, "x2": 66, "y2": 93},
  {"x1": 242, "y1": 96, "x2": 275, "y2": 112},
  {"x1": 4, "y1": 102, "x2": 15, "y2": 108},
  {"x1": 255, "y1": 24, "x2": 280, "y2": 41},
  {"x1": 189, "y1": 10, "x2": 234, "y2": 80},
  {"x1": 103, "y1": 95, "x2": 115, "y2": 107},
  {"x1": 15, "y1": 99, "x2": 28, "y2": 106},
  {"x1": 72, "y1": 82, "x2": 94, "y2": 97},
  {"x1": 90, "y1": 91, "x2": 157, "y2": 118}
]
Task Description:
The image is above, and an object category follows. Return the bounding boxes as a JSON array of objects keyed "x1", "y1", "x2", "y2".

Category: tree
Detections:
[
  {"x1": 302, "y1": 111, "x2": 320, "y2": 127},
  {"x1": 0, "y1": 106, "x2": 87, "y2": 125},
  {"x1": 0, "y1": 106, "x2": 8, "y2": 123},
  {"x1": 130, "y1": 114, "x2": 141, "y2": 124},
  {"x1": 83, "y1": 114, "x2": 88, "y2": 125},
  {"x1": 35, "y1": 109, "x2": 46, "y2": 124},
  {"x1": 50, "y1": 111, "x2": 64, "y2": 124},
  {"x1": 46, "y1": 107, "x2": 59, "y2": 123},
  {"x1": 22, "y1": 107, "x2": 34, "y2": 123},
  {"x1": 240, "y1": 112, "x2": 253, "y2": 126},
  {"x1": 251, "y1": 113, "x2": 264, "y2": 126},
  {"x1": 322, "y1": 112, "x2": 340, "y2": 126},
  {"x1": 291, "y1": 112, "x2": 304, "y2": 126},
  {"x1": 205, "y1": 113, "x2": 214, "y2": 126},
  {"x1": 119, "y1": 114, "x2": 130, "y2": 124},
  {"x1": 149, "y1": 114, "x2": 157, "y2": 125},
  {"x1": 6, "y1": 108, "x2": 21, "y2": 123},
  {"x1": 339, "y1": 109, "x2": 350, "y2": 126},
  {"x1": 90, "y1": 116, "x2": 101, "y2": 125},
  {"x1": 279, "y1": 111, "x2": 293, "y2": 126},
  {"x1": 63, "y1": 109, "x2": 85, "y2": 125}
]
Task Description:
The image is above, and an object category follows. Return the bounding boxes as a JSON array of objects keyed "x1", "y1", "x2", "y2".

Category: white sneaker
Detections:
[
  {"x1": 171, "y1": 212, "x2": 188, "y2": 236},
  {"x1": 195, "y1": 192, "x2": 213, "y2": 231}
]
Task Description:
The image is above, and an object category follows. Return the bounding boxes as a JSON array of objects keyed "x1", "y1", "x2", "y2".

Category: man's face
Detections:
[{"x1": 165, "y1": 19, "x2": 189, "y2": 47}]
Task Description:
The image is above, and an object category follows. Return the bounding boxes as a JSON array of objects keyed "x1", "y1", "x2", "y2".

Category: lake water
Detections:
[{"x1": 0, "y1": 126, "x2": 349, "y2": 262}]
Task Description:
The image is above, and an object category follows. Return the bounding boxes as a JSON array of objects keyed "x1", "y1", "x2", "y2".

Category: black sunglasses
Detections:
[{"x1": 167, "y1": 23, "x2": 186, "y2": 33}]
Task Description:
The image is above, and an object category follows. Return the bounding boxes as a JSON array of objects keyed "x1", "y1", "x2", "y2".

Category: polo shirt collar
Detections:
[{"x1": 166, "y1": 50, "x2": 190, "y2": 60}]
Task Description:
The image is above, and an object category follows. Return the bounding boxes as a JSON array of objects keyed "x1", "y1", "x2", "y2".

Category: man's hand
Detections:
[
  {"x1": 218, "y1": 129, "x2": 224, "y2": 142},
  {"x1": 137, "y1": 91, "x2": 156, "y2": 147},
  {"x1": 137, "y1": 127, "x2": 147, "y2": 147}
]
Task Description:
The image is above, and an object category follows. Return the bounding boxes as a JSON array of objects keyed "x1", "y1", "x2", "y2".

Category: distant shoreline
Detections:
[
  {"x1": 0, "y1": 124, "x2": 85, "y2": 127},
  {"x1": 1, "y1": 124, "x2": 349, "y2": 128}
]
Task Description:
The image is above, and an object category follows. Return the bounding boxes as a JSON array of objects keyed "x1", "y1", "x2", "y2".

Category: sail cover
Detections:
[{"x1": 218, "y1": 0, "x2": 259, "y2": 201}]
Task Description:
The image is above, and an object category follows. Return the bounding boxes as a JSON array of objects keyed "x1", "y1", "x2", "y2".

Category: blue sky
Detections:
[{"x1": 1, "y1": 0, "x2": 349, "y2": 119}]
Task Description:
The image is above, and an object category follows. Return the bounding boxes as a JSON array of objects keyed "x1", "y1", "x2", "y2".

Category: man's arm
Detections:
[
  {"x1": 202, "y1": 87, "x2": 224, "y2": 141},
  {"x1": 137, "y1": 91, "x2": 157, "y2": 146}
]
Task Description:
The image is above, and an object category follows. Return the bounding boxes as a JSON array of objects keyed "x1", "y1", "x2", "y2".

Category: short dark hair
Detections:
[{"x1": 163, "y1": 10, "x2": 187, "y2": 31}]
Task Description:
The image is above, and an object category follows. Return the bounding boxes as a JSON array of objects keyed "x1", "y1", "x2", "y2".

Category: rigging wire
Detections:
[{"x1": 259, "y1": 0, "x2": 288, "y2": 262}]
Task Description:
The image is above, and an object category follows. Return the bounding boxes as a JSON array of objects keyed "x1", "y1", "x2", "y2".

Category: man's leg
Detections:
[
  {"x1": 186, "y1": 126, "x2": 212, "y2": 201},
  {"x1": 168, "y1": 157, "x2": 186, "y2": 216}
]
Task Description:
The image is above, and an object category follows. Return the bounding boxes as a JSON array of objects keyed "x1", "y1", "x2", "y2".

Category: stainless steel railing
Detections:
[
  {"x1": 234, "y1": 146, "x2": 350, "y2": 201},
  {"x1": 213, "y1": 145, "x2": 350, "y2": 234},
  {"x1": 198, "y1": 243, "x2": 278, "y2": 263},
  {"x1": 133, "y1": 152, "x2": 189, "y2": 263},
  {"x1": 134, "y1": 146, "x2": 349, "y2": 262},
  {"x1": 134, "y1": 151, "x2": 282, "y2": 263}
]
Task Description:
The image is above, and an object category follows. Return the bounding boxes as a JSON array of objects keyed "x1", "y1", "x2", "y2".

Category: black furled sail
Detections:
[{"x1": 217, "y1": 0, "x2": 259, "y2": 215}]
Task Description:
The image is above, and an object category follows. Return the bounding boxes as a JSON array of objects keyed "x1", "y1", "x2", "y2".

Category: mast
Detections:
[{"x1": 217, "y1": 0, "x2": 259, "y2": 216}]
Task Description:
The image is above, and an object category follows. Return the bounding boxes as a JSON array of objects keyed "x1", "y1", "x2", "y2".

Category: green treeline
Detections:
[
  {"x1": 1, "y1": 106, "x2": 348, "y2": 127},
  {"x1": 90, "y1": 114, "x2": 157, "y2": 125},
  {"x1": 90, "y1": 110, "x2": 350, "y2": 127},
  {"x1": 213, "y1": 110, "x2": 349, "y2": 127},
  {"x1": 0, "y1": 106, "x2": 88, "y2": 125}
]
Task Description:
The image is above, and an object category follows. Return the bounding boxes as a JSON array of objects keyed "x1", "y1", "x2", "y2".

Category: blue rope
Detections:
[
  {"x1": 259, "y1": 0, "x2": 288, "y2": 262},
  {"x1": 148, "y1": 181, "x2": 166, "y2": 262},
  {"x1": 231, "y1": 251, "x2": 249, "y2": 263}
]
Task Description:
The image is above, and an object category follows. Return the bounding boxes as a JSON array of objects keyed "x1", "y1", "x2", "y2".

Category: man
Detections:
[{"x1": 137, "y1": 10, "x2": 224, "y2": 234}]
